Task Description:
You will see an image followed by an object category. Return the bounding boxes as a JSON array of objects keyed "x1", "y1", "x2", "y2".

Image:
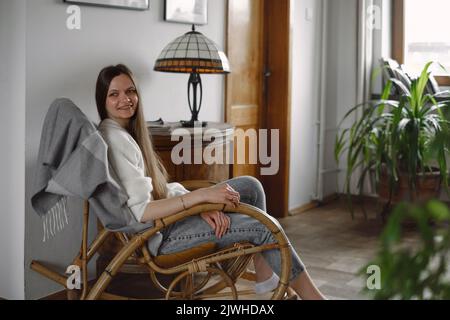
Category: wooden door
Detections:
[
  {"x1": 226, "y1": 0, "x2": 291, "y2": 218},
  {"x1": 226, "y1": 0, "x2": 265, "y2": 178}
]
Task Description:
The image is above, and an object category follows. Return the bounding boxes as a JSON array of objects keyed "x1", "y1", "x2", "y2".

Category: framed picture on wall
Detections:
[
  {"x1": 63, "y1": 0, "x2": 150, "y2": 11},
  {"x1": 164, "y1": 0, "x2": 208, "y2": 25}
]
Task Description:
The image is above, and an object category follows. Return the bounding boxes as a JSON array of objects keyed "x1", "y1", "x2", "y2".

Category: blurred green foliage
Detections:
[{"x1": 361, "y1": 200, "x2": 450, "y2": 299}]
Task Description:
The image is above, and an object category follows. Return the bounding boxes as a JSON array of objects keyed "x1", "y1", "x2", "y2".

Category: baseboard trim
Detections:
[
  {"x1": 289, "y1": 202, "x2": 318, "y2": 215},
  {"x1": 289, "y1": 193, "x2": 339, "y2": 216},
  {"x1": 322, "y1": 193, "x2": 340, "y2": 204}
]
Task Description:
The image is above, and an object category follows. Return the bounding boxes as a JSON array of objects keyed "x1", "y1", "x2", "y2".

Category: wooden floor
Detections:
[
  {"x1": 280, "y1": 199, "x2": 387, "y2": 300},
  {"x1": 229, "y1": 198, "x2": 396, "y2": 300}
]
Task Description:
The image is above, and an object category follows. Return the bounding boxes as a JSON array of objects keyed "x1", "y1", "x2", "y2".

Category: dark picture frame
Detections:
[
  {"x1": 63, "y1": 0, "x2": 149, "y2": 11},
  {"x1": 164, "y1": 0, "x2": 208, "y2": 25}
]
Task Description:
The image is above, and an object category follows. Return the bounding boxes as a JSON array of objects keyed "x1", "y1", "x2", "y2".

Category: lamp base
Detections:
[{"x1": 180, "y1": 120, "x2": 207, "y2": 128}]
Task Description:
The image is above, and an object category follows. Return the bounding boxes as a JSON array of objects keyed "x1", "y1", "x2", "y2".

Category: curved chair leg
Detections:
[
  {"x1": 149, "y1": 269, "x2": 213, "y2": 298},
  {"x1": 166, "y1": 267, "x2": 238, "y2": 300},
  {"x1": 86, "y1": 235, "x2": 151, "y2": 300}
]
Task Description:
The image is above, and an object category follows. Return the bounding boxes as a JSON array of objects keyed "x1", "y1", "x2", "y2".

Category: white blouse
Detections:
[{"x1": 98, "y1": 118, "x2": 189, "y2": 223}]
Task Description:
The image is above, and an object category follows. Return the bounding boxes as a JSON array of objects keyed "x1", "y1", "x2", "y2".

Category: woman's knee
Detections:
[
  {"x1": 226, "y1": 176, "x2": 266, "y2": 208},
  {"x1": 225, "y1": 175, "x2": 262, "y2": 190},
  {"x1": 237, "y1": 175, "x2": 264, "y2": 192}
]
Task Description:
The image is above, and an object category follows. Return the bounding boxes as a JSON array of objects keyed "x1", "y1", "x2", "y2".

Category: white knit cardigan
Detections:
[{"x1": 98, "y1": 118, "x2": 189, "y2": 223}]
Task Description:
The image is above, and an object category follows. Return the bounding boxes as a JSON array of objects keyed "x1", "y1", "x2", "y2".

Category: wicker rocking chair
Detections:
[{"x1": 30, "y1": 180, "x2": 293, "y2": 300}]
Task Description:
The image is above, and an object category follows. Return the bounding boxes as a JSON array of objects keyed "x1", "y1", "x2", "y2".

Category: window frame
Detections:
[{"x1": 392, "y1": 0, "x2": 450, "y2": 86}]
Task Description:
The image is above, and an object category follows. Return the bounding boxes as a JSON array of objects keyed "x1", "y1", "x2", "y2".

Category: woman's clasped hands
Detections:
[{"x1": 198, "y1": 183, "x2": 240, "y2": 239}]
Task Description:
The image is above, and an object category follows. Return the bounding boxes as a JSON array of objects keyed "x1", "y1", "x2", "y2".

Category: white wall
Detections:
[
  {"x1": 323, "y1": 0, "x2": 392, "y2": 198},
  {"x1": 320, "y1": 0, "x2": 392, "y2": 198},
  {"x1": 0, "y1": 0, "x2": 26, "y2": 300},
  {"x1": 289, "y1": 0, "x2": 324, "y2": 210},
  {"x1": 24, "y1": 0, "x2": 226, "y2": 299},
  {"x1": 289, "y1": 0, "x2": 361, "y2": 209}
]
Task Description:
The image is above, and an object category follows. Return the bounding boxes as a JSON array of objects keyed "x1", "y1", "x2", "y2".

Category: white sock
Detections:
[{"x1": 255, "y1": 272, "x2": 280, "y2": 294}]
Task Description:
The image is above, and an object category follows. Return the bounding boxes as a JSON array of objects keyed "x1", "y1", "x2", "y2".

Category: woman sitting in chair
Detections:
[{"x1": 96, "y1": 64, "x2": 326, "y2": 300}]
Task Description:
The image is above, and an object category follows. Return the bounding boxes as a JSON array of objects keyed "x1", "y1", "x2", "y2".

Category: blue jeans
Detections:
[{"x1": 158, "y1": 176, "x2": 305, "y2": 281}]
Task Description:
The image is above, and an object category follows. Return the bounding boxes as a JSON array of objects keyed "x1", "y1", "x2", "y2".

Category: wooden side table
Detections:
[{"x1": 149, "y1": 122, "x2": 235, "y2": 183}]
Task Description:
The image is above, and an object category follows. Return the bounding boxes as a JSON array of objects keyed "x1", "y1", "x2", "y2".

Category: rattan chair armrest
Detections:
[{"x1": 147, "y1": 203, "x2": 286, "y2": 241}]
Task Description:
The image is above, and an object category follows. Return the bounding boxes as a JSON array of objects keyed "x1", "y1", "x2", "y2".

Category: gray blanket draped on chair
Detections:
[{"x1": 31, "y1": 98, "x2": 160, "y2": 246}]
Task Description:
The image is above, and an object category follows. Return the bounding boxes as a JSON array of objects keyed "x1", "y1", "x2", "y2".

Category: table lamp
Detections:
[{"x1": 154, "y1": 25, "x2": 231, "y2": 127}]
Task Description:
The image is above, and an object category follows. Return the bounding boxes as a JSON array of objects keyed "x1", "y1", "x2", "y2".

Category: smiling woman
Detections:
[
  {"x1": 93, "y1": 64, "x2": 326, "y2": 300},
  {"x1": 104, "y1": 74, "x2": 138, "y2": 128},
  {"x1": 63, "y1": 0, "x2": 150, "y2": 11}
]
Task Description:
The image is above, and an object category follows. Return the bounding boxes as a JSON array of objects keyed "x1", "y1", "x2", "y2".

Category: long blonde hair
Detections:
[{"x1": 95, "y1": 64, "x2": 168, "y2": 200}]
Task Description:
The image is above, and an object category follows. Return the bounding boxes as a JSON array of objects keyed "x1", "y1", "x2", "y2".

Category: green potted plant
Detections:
[
  {"x1": 360, "y1": 200, "x2": 450, "y2": 300},
  {"x1": 335, "y1": 62, "x2": 450, "y2": 219}
]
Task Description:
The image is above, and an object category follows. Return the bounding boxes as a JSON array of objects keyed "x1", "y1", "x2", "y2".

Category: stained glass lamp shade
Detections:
[{"x1": 154, "y1": 25, "x2": 230, "y2": 127}]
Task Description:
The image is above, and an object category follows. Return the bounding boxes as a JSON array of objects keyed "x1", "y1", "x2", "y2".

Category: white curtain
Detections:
[
  {"x1": 356, "y1": 0, "x2": 375, "y2": 105},
  {"x1": 353, "y1": 0, "x2": 376, "y2": 195}
]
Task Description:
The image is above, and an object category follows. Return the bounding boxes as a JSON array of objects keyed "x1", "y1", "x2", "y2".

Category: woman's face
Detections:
[{"x1": 105, "y1": 74, "x2": 139, "y2": 127}]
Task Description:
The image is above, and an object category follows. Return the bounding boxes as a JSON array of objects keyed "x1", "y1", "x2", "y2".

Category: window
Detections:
[{"x1": 393, "y1": 0, "x2": 450, "y2": 85}]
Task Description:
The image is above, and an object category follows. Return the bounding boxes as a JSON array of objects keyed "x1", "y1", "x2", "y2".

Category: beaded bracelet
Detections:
[{"x1": 180, "y1": 195, "x2": 187, "y2": 210}]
